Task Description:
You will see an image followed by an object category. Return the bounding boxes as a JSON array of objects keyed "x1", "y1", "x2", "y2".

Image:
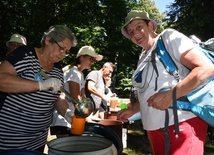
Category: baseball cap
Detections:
[
  {"x1": 6, "y1": 34, "x2": 27, "y2": 47},
  {"x1": 121, "y1": 10, "x2": 157, "y2": 39},
  {"x1": 76, "y1": 46, "x2": 103, "y2": 61}
]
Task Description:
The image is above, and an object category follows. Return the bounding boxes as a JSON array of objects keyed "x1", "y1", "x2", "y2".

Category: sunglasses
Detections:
[{"x1": 89, "y1": 57, "x2": 96, "y2": 63}]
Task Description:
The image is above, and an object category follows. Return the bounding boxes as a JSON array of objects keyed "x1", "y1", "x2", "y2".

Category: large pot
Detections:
[
  {"x1": 47, "y1": 136, "x2": 117, "y2": 155},
  {"x1": 99, "y1": 119, "x2": 123, "y2": 141},
  {"x1": 84, "y1": 123, "x2": 123, "y2": 155}
]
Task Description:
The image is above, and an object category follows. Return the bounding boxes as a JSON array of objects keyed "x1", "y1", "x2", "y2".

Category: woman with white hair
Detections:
[{"x1": 0, "y1": 25, "x2": 77, "y2": 153}]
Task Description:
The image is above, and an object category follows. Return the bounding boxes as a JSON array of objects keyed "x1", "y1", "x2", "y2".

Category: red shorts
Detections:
[{"x1": 147, "y1": 117, "x2": 208, "y2": 155}]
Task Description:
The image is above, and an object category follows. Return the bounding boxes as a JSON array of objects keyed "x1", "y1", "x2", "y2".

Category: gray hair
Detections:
[
  {"x1": 40, "y1": 25, "x2": 77, "y2": 47},
  {"x1": 103, "y1": 62, "x2": 116, "y2": 70}
]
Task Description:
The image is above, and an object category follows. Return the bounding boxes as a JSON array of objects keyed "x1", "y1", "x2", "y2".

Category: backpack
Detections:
[
  {"x1": 151, "y1": 36, "x2": 214, "y2": 155},
  {"x1": 200, "y1": 38, "x2": 214, "y2": 52}
]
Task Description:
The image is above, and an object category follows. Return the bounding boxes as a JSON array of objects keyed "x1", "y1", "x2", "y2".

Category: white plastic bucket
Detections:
[{"x1": 47, "y1": 136, "x2": 117, "y2": 155}]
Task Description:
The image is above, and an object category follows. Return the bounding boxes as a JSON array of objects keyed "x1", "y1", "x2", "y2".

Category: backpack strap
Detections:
[
  {"x1": 151, "y1": 46, "x2": 159, "y2": 91},
  {"x1": 151, "y1": 36, "x2": 181, "y2": 91},
  {"x1": 154, "y1": 36, "x2": 181, "y2": 136},
  {"x1": 153, "y1": 36, "x2": 181, "y2": 155},
  {"x1": 161, "y1": 86, "x2": 180, "y2": 155},
  {"x1": 157, "y1": 36, "x2": 180, "y2": 82},
  {"x1": 172, "y1": 86, "x2": 179, "y2": 137},
  {"x1": 162, "y1": 109, "x2": 170, "y2": 155}
]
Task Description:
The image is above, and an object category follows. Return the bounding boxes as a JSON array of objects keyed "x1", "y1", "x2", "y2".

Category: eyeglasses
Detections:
[{"x1": 53, "y1": 39, "x2": 70, "y2": 54}]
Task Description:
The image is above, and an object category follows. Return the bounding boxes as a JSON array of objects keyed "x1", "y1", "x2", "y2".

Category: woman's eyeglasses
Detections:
[
  {"x1": 53, "y1": 39, "x2": 70, "y2": 54},
  {"x1": 89, "y1": 57, "x2": 96, "y2": 63}
]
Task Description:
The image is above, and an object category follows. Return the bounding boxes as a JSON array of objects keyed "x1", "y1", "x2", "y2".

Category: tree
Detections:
[
  {"x1": 0, "y1": 0, "x2": 164, "y2": 97},
  {"x1": 165, "y1": 0, "x2": 214, "y2": 41}
]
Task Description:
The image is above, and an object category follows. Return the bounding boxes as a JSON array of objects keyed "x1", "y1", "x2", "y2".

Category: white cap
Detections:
[
  {"x1": 76, "y1": 46, "x2": 103, "y2": 61},
  {"x1": 6, "y1": 34, "x2": 27, "y2": 47}
]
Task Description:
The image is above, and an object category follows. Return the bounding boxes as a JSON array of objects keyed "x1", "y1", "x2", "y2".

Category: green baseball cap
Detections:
[{"x1": 121, "y1": 10, "x2": 157, "y2": 39}]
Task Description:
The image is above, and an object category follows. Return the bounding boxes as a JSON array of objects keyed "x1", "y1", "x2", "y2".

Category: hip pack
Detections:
[{"x1": 151, "y1": 36, "x2": 214, "y2": 155}]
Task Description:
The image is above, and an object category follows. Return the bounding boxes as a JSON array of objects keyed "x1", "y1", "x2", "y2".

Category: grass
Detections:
[{"x1": 122, "y1": 120, "x2": 214, "y2": 155}]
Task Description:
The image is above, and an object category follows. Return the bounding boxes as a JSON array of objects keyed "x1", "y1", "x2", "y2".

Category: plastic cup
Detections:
[
  {"x1": 110, "y1": 97, "x2": 118, "y2": 108},
  {"x1": 120, "y1": 103, "x2": 127, "y2": 110},
  {"x1": 70, "y1": 116, "x2": 86, "y2": 135}
]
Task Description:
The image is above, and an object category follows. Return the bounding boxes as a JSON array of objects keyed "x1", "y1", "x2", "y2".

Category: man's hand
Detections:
[
  {"x1": 102, "y1": 94, "x2": 111, "y2": 102},
  {"x1": 39, "y1": 78, "x2": 62, "y2": 94},
  {"x1": 117, "y1": 108, "x2": 134, "y2": 122},
  {"x1": 147, "y1": 88, "x2": 173, "y2": 110}
]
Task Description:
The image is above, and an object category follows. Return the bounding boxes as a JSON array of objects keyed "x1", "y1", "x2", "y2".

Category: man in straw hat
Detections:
[{"x1": 117, "y1": 10, "x2": 212, "y2": 155}]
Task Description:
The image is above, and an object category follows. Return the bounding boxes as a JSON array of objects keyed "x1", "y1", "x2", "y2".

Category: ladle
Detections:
[{"x1": 39, "y1": 70, "x2": 95, "y2": 118}]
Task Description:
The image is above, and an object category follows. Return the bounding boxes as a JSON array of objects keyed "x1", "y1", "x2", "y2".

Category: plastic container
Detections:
[
  {"x1": 110, "y1": 97, "x2": 118, "y2": 108},
  {"x1": 47, "y1": 136, "x2": 117, "y2": 155}
]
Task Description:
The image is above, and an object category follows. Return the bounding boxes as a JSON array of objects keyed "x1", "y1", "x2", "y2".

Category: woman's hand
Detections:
[{"x1": 38, "y1": 78, "x2": 62, "y2": 94}]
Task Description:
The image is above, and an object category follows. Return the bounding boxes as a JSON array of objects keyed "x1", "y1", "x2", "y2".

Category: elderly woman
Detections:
[
  {"x1": 0, "y1": 25, "x2": 77, "y2": 153},
  {"x1": 117, "y1": 10, "x2": 214, "y2": 155}
]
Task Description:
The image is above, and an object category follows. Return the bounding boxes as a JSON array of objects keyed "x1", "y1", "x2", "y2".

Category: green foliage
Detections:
[
  {"x1": 165, "y1": 0, "x2": 214, "y2": 41},
  {"x1": 0, "y1": 0, "x2": 172, "y2": 97},
  {"x1": 0, "y1": 0, "x2": 212, "y2": 98}
]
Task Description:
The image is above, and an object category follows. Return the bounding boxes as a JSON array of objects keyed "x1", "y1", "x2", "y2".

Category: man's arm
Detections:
[{"x1": 87, "y1": 80, "x2": 110, "y2": 102}]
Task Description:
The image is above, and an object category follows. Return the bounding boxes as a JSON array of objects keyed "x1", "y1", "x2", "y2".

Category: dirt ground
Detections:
[{"x1": 44, "y1": 129, "x2": 56, "y2": 154}]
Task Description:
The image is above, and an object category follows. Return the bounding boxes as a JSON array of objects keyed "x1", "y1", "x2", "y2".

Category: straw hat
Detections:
[{"x1": 121, "y1": 10, "x2": 157, "y2": 39}]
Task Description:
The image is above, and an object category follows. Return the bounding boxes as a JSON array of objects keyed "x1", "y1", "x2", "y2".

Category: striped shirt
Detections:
[{"x1": 0, "y1": 46, "x2": 63, "y2": 150}]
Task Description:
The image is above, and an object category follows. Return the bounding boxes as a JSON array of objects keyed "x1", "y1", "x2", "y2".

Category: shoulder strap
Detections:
[
  {"x1": 152, "y1": 36, "x2": 182, "y2": 155},
  {"x1": 157, "y1": 36, "x2": 180, "y2": 82},
  {"x1": 199, "y1": 45, "x2": 214, "y2": 64},
  {"x1": 151, "y1": 46, "x2": 159, "y2": 91},
  {"x1": 151, "y1": 36, "x2": 180, "y2": 91},
  {"x1": 157, "y1": 36, "x2": 180, "y2": 131}
]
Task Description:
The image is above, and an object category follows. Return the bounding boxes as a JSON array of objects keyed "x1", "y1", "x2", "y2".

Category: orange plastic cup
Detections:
[
  {"x1": 110, "y1": 97, "x2": 118, "y2": 108},
  {"x1": 70, "y1": 116, "x2": 86, "y2": 135}
]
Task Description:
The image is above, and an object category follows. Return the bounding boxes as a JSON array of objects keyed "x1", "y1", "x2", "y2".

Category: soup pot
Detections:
[{"x1": 47, "y1": 136, "x2": 117, "y2": 155}]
